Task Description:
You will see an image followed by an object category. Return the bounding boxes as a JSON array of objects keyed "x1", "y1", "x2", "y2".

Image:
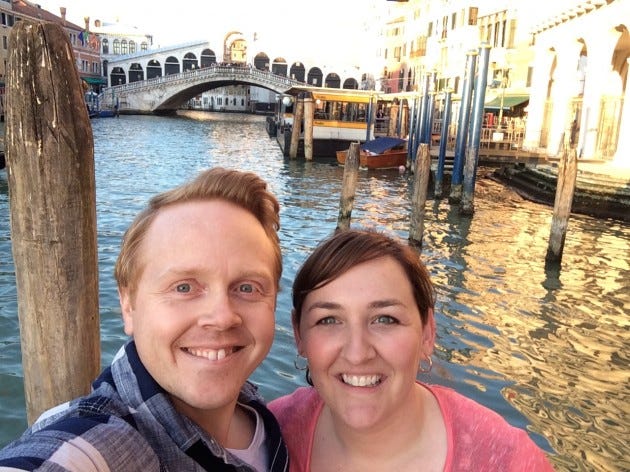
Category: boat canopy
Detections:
[{"x1": 361, "y1": 136, "x2": 406, "y2": 154}]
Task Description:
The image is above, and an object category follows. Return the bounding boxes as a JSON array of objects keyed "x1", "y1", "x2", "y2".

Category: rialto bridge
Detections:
[{"x1": 99, "y1": 34, "x2": 367, "y2": 113}]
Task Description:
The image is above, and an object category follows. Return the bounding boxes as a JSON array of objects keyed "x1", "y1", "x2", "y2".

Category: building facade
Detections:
[{"x1": 376, "y1": 0, "x2": 628, "y2": 165}]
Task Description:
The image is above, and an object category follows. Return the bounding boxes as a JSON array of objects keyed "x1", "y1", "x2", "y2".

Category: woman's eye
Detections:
[
  {"x1": 316, "y1": 316, "x2": 338, "y2": 325},
  {"x1": 176, "y1": 283, "x2": 192, "y2": 293},
  {"x1": 375, "y1": 315, "x2": 397, "y2": 324}
]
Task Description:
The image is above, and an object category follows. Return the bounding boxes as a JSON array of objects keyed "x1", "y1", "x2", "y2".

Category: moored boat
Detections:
[
  {"x1": 336, "y1": 136, "x2": 407, "y2": 169},
  {"x1": 275, "y1": 87, "x2": 398, "y2": 158}
]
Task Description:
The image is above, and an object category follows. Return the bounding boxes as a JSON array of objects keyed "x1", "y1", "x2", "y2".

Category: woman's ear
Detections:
[
  {"x1": 421, "y1": 308, "x2": 436, "y2": 357},
  {"x1": 291, "y1": 308, "x2": 304, "y2": 354}
]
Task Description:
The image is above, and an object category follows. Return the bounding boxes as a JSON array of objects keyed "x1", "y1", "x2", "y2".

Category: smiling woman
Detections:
[{"x1": 269, "y1": 228, "x2": 556, "y2": 472}]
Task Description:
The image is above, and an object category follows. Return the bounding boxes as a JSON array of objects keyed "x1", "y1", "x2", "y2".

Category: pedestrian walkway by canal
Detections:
[{"x1": 0, "y1": 112, "x2": 628, "y2": 471}]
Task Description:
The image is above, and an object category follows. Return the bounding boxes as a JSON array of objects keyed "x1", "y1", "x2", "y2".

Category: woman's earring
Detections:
[
  {"x1": 294, "y1": 353, "x2": 308, "y2": 371},
  {"x1": 418, "y1": 356, "x2": 433, "y2": 374}
]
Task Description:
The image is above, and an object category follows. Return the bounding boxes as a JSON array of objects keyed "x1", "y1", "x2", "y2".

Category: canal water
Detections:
[{"x1": 0, "y1": 112, "x2": 628, "y2": 471}]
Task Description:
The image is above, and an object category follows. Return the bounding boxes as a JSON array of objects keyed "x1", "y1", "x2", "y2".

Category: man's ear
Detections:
[{"x1": 119, "y1": 287, "x2": 135, "y2": 336}]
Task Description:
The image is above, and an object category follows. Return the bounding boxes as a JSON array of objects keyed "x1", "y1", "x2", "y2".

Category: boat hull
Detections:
[{"x1": 336, "y1": 148, "x2": 408, "y2": 169}]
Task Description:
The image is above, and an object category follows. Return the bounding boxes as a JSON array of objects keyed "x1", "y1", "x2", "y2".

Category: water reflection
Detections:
[{"x1": 0, "y1": 113, "x2": 628, "y2": 471}]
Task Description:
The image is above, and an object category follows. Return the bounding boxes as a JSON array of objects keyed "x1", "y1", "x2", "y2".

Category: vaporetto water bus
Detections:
[{"x1": 271, "y1": 86, "x2": 403, "y2": 158}]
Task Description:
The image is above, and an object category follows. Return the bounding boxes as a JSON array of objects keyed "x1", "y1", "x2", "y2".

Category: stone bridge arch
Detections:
[{"x1": 101, "y1": 64, "x2": 302, "y2": 113}]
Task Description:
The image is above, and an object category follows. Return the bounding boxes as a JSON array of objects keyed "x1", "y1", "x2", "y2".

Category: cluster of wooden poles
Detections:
[
  {"x1": 336, "y1": 42, "x2": 579, "y2": 265},
  {"x1": 3, "y1": 22, "x2": 577, "y2": 426}
]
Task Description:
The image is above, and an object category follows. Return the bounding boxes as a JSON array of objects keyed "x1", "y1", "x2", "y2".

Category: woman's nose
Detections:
[{"x1": 341, "y1": 326, "x2": 376, "y2": 364}]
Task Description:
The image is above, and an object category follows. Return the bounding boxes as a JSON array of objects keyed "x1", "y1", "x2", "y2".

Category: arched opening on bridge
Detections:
[
  {"x1": 343, "y1": 78, "x2": 359, "y2": 89},
  {"x1": 307, "y1": 67, "x2": 323, "y2": 87},
  {"x1": 111, "y1": 67, "x2": 126, "y2": 86},
  {"x1": 165, "y1": 56, "x2": 180, "y2": 75},
  {"x1": 224, "y1": 31, "x2": 247, "y2": 65},
  {"x1": 201, "y1": 49, "x2": 217, "y2": 68},
  {"x1": 325, "y1": 73, "x2": 341, "y2": 88},
  {"x1": 183, "y1": 53, "x2": 199, "y2": 71},
  {"x1": 129, "y1": 63, "x2": 144, "y2": 83},
  {"x1": 272, "y1": 58, "x2": 287, "y2": 76},
  {"x1": 147, "y1": 60, "x2": 162, "y2": 79},
  {"x1": 290, "y1": 62, "x2": 305, "y2": 82},
  {"x1": 254, "y1": 52, "x2": 270, "y2": 71}
]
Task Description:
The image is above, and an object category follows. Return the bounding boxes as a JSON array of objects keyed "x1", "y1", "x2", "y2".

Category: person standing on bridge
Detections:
[{"x1": 0, "y1": 168, "x2": 289, "y2": 472}]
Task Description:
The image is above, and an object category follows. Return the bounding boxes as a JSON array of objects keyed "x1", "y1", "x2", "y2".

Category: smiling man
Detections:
[{"x1": 0, "y1": 168, "x2": 289, "y2": 471}]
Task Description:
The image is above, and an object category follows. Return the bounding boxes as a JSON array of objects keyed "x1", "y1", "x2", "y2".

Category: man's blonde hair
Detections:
[{"x1": 114, "y1": 167, "x2": 281, "y2": 296}]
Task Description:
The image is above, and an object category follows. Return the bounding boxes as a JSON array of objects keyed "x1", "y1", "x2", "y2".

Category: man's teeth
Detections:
[
  {"x1": 187, "y1": 348, "x2": 232, "y2": 360},
  {"x1": 342, "y1": 374, "x2": 382, "y2": 387}
]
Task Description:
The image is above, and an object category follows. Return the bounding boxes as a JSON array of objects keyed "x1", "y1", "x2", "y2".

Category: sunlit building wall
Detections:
[{"x1": 525, "y1": 0, "x2": 629, "y2": 164}]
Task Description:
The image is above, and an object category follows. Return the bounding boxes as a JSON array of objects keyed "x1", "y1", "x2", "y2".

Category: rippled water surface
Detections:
[{"x1": 0, "y1": 112, "x2": 628, "y2": 471}]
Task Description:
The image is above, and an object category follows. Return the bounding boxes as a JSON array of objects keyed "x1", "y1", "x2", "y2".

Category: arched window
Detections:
[
  {"x1": 121, "y1": 40, "x2": 128, "y2": 55},
  {"x1": 102, "y1": 38, "x2": 109, "y2": 54},
  {"x1": 141, "y1": 41, "x2": 148, "y2": 51},
  {"x1": 113, "y1": 39, "x2": 120, "y2": 54},
  {"x1": 129, "y1": 40, "x2": 136, "y2": 54}
]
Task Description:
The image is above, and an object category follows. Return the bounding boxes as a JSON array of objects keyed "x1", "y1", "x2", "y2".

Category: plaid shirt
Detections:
[{"x1": 0, "y1": 341, "x2": 289, "y2": 471}]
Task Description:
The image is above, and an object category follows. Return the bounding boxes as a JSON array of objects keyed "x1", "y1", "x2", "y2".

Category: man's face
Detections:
[{"x1": 119, "y1": 200, "x2": 277, "y2": 428}]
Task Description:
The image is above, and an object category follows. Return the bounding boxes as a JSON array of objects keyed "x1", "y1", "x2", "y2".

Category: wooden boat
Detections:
[{"x1": 336, "y1": 137, "x2": 408, "y2": 169}]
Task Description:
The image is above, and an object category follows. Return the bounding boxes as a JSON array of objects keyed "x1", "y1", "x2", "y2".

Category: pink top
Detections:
[{"x1": 269, "y1": 383, "x2": 555, "y2": 472}]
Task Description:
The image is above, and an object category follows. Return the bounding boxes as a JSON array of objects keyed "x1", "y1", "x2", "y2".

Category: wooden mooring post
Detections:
[
  {"x1": 545, "y1": 141, "x2": 578, "y2": 264},
  {"x1": 303, "y1": 92, "x2": 314, "y2": 161},
  {"x1": 336, "y1": 142, "x2": 360, "y2": 231},
  {"x1": 289, "y1": 93, "x2": 304, "y2": 159},
  {"x1": 409, "y1": 143, "x2": 431, "y2": 247},
  {"x1": 6, "y1": 20, "x2": 100, "y2": 423}
]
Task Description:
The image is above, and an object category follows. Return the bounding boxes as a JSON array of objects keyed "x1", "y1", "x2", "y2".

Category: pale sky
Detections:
[{"x1": 33, "y1": 0, "x2": 385, "y2": 54}]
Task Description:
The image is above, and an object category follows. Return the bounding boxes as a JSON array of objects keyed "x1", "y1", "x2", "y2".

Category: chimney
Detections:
[{"x1": 59, "y1": 7, "x2": 66, "y2": 24}]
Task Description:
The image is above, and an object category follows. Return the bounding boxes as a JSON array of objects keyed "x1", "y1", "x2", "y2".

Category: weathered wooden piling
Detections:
[
  {"x1": 449, "y1": 50, "x2": 477, "y2": 204},
  {"x1": 435, "y1": 89, "x2": 453, "y2": 198},
  {"x1": 6, "y1": 20, "x2": 100, "y2": 423},
  {"x1": 289, "y1": 93, "x2": 304, "y2": 159},
  {"x1": 303, "y1": 92, "x2": 314, "y2": 160},
  {"x1": 546, "y1": 142, "x2": 578, "y2": 263},
  {"x1": 336, "y1": 142, "x2": 360, "y2": 231},
  {"x1": 388, "y1": 100, "x2": 399, "y2": 137},
  {"x1": 461, "y1": 43, "x2": 491, "y2": 215},
  {"x1": 409, "y1": 143, "x2": 431, "y2": 247}
]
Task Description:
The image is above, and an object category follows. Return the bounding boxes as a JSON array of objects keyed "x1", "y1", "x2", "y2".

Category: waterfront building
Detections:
[
  {"x1": 526, "y1": 0, "x2": 628, "y2": 165},
  {"x1": 376, "y1": 0, "x2": 628, "y2": 167},
  {"x1": 11, "y1": 0, "x2": 103, "y2": 92},
  {"x1": 90, "y1": 17, "x2": 153, "y2": 92}
]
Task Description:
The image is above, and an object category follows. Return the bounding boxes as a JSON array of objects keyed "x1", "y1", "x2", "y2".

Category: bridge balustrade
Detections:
[{"x1": 101, "y1": 64, "x2": 303, "y2": 110}]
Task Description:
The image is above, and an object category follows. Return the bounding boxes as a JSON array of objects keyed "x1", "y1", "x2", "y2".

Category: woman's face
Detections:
[{"x1": 295, "y1": 256, "x2": 435, "y2": 431}]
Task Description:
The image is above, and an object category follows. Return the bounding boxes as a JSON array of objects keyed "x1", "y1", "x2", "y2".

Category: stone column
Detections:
[{"x1": 613, "y1": 57, "x2": 630, "y2": 166}]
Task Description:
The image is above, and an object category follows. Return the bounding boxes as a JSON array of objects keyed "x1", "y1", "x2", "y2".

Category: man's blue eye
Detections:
[
  {"x1": 239, "y1": 283, "x2": 254, "y2": 293},
  {"x1": 375, "y1": 315, "x2": 396, "y2": 324},
  {"x1": 176, "y1": 283, "x2": 191, "y2": 293}
]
